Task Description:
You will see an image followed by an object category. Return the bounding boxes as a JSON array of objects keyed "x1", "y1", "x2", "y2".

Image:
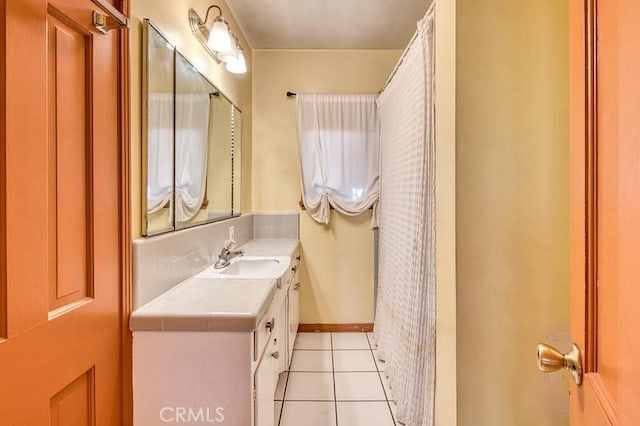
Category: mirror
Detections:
[
  {"x1": 142, "y1": 20, "x2": 242, "y2": 236},
  {"x1": 142, "y1": 20, "x2": 175, "y2": 236},
  {"x1": 232, "y1": 106, "x2": 242, "y2": 214}
]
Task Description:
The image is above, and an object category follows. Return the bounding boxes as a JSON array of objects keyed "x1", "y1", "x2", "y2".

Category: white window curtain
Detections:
[
  {"x1": 174, "y1": 93, "x2": 210, "y2": 222},
  {"x1": 375, "y1": 3, "x2": 436, "y2": 426},
  {"x1": 296, "y1": 94, "x2": 380, "y2": 226},
  {"x1": 146, "y1": 92, "x2": 174, "y2": 214}
]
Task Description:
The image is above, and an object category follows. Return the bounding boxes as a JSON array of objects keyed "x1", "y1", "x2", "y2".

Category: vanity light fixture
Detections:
[
  {"x1": 225, "y1": 42, "x2": 247, "y2": 74},
  {"x1": 189, "y1": 5, "x2": 246, "y2": 74},
  {"x1": 219, "y1": 35, "x2": 239, "y2": 63}
]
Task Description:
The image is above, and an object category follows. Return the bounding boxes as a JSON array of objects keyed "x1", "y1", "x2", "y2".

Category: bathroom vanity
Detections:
[{"x1": 130, "y1": 239, "x2": 300, "y2": 426}]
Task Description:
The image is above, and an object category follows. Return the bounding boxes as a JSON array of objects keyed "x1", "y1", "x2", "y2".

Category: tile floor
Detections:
[{"x1": 274, "y1": 332, "x2": 399, "y2": 426}]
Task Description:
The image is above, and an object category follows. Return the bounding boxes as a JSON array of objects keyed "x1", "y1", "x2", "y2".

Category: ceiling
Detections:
[{"x1": 226, "y1": 0, "x2": 433, "y2": 49}]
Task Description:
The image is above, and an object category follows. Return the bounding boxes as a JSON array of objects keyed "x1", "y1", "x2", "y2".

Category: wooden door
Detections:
[
  {"x1": 0, "y1": 0, "x2": 130, "y2": 425},
  {"x1": 569, "y1": 0, "x2": 640, "y2": 424}
]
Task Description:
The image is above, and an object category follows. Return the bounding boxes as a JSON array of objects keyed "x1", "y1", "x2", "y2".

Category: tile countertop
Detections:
[
  {"x1": 130, "y1": 239, "x2": 300, "y2": 333},
  {"x1": 240, "y1": 238, "x2": 300, "y2": 258}
]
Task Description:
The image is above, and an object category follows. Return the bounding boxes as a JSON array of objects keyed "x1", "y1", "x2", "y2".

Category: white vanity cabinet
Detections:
[
  {"x1": 286, "y1": 253, "x2": 301, "y2": 363},
  {"x1": 131, "y1": 240, "x2": 300, "y2": 426},
  {"x1": 254, "y1": 336, "x2": 276, "y2": 426},
  {"x1": 270, "y1": 285, "x2": 288, "y2": 377},
  {"x1": 270, "y1": 250, "x2": 300, "y2": 377},
  {"x1": 255, "y1": 251, "x2": 299, "y2": 425}
]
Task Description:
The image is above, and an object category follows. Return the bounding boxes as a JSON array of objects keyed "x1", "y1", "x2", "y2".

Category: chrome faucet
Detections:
[{"x1": 214, "y1": 240, "x2": 244, "y2": 269}]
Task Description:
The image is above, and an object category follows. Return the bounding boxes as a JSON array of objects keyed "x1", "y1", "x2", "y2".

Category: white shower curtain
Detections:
[
  {"x1": 174, "y1": 93, "x2": 210, "y2": 222},
  {"x1": 296, "y1": 94, "x2": 380, "y2": 226},
  {"x1": 146, "y1": 92, "x2": 174, "y2": 214},
  {"x1": 375, "y1": 4, "x2": 436, "y2": 426}
]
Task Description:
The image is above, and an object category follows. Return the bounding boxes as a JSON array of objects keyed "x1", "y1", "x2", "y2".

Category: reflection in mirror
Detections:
[
  {"x1": 143, "y1": 20, "x2": 175, "y2": 236},
  {"x1": 232, "y1": 107, "x2": 242, "y2": 214},
  {"x1": 175, "y1": 53, "x2": 233, "y2": 229},
  {"x1": 174, "y1": 52, "x2": 212, "y2": 228},
  {"x1": 206, "y1": 93, "x2": 233, "y2": 222}
]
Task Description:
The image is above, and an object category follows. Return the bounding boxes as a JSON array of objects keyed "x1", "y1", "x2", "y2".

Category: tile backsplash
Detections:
[
  {"x1": 253, "y1": 212, "x2": 299, "y2": 239},
  {"x1": 132, "y1": 212, "x2": 300, "y2": 310},
  {"x1": 133, "y1": 215, "x2": 253, "y2": 310}
]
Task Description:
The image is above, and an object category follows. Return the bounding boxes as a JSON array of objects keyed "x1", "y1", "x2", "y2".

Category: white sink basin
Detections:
[
  {"x1": 221, "y1": 258, "x2": 281, "y2": 276},
  {"x1": 195, "y1": 256, "x2": 291, "y2": 279}
]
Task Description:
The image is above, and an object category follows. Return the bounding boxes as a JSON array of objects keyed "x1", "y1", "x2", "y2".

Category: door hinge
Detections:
[{"x1": 91, "y1": 0, "x2": 129, "y2": 34}]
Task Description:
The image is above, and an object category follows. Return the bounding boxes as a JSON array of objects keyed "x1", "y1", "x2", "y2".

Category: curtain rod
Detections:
[
  {"x1": 287, "y1": 5, "x2": 429, "y2": 99},
  {"x1": 287, "y1": 32, "x2": 418, "y2": 97}
]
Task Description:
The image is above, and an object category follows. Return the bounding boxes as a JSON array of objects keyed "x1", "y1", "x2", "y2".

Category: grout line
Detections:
[
  {"x1": 331, "y1": 333, "x2": 339, "y2": 426},
  {"x1": 289, "y1": 333, "x2": 398, "y2": 425},
  {"x1": 275, "y1": 400, "x2": 284, "y2": 426},
  {"x1": 292, "y1": 348, "x2": 333, "y2": 351},
  {"x1": 283, "y1": 399, "x2": 383, "y2": 402},
  {"x1": 331, "y1": 348, "x2": 372, "y2": 351},
  {"x1": 277, "y1": 350, "x2": 296, "y2": 425},
  {"x1": 366, "y1": 332, "x2": 396, "y2": 426},
  {"x1": 280, "y1": 398, "x2": 390, "y2": 403},
  {"x1": 289, "y1": 370, "x2": 334, "y2": 373}
]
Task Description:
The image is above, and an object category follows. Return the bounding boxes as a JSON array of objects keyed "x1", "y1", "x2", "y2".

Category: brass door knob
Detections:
[{"x1": 536, "y1": 343, "x2": 583, "y2": 385}]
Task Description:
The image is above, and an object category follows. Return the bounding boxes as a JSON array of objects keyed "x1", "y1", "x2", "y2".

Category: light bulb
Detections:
[
  {"x1": 226, "y1": 47, "x2": 247, "y2": 74},
  {"x1": 219, "y1": 38, "x2": 239, "y2": 63},
  {"x1": 207, "y1": 17, "x2": 232, "y2": 53}
]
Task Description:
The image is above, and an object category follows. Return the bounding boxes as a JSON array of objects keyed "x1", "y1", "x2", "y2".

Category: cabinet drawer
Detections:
[{"x1": 281, "y1": 251, "x2": 300, "y2": 288}]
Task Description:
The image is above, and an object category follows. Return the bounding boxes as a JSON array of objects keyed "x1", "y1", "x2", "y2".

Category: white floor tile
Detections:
[
  {"x1": 294, "y1": 332, "x2": 332, "y2": 350},
  {"x1": 290, "y1": 350, "x2": 333, "y2": 372},
  {"x1": 274, "y1": 400, "x2": 283, "y2": 425},
  {"x1": 285, "y1": 372, "x2": 334, "y2": 401},
  {"x1": 333, "y1": 350, "x2": 377, "y2": 372},
  {"x1": 332, "y1": 332, "x2": 370, "y2": 350},
  {"x1": 366, "y1": 332, "x2": 377, "y2": 348},
  {"x1": 275, "y1": 372, "x2": 288, "y2": 401},
  {"x1": 389, "y1": 400, "x2": 398, "y2": 424},
  {"x1": 279, "y1": 401, "x2": 337, "y2": 426},
  {"x1": 334, "y1": 372, "x2": 386, "y2": 401},
  {"x1": 372, "y1": 349, "x2": 386, "y2": 371},
  {"x1": 380, "y1": 372, "x2": 393, "y2": 400},
  {"x1": 336, "y1": 401, "x2": 395, "y2": 426}
]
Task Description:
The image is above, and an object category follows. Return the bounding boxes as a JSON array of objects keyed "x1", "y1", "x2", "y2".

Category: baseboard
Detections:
[{"x1": 298, "y1": 323, "x2": 374, "y2": 332}]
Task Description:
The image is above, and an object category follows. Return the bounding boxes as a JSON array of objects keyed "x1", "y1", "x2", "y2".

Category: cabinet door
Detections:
[
  {"x1": 274, "y1": 301, "x2": 288, "y2": 376},
  {"x1": 288, "y1": 281, "x2": 300, "y2": 364},
  {"x1": 254, "y1": 354, "x2": 274, "y2": 426}
]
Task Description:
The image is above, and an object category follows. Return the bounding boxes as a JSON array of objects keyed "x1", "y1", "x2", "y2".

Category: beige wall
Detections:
[
  {"x1": 130, "y1": 0, "x2": 252, "y2": 238},
  {"x1": 252, "y1": 50, "x2": 400, "y2": 324},
  {"x1": 456, "y1": 1, "x2": 570, "y2": 425},
  {"x1": 435, "y1": 0, "x2": 458, "y2": 424}
]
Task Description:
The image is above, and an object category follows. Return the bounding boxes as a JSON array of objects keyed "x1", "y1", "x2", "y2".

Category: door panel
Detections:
[
  {"x1": 594, "y1": 0, "x2": 618, "y2": 403},
  {"x1": 569, "y1": 0, "x2": 640, "y2": 424},
  {"x1": 48, "y1": 13, "x2": 92, "y2": 312},
  {"x1": 614, "y1": 0, "x2": 640, "y2": 421},
  {"x1": 0, "y1": 0, "x2": 127, "y2": 425},
  {"x1": 50, "y1": 369, "x2": 95, "y2": 426}
]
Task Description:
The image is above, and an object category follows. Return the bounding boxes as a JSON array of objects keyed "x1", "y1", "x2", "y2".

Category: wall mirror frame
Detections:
[{"x1": 142, "y1": 19, "x2": 242, "y2": 237}]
